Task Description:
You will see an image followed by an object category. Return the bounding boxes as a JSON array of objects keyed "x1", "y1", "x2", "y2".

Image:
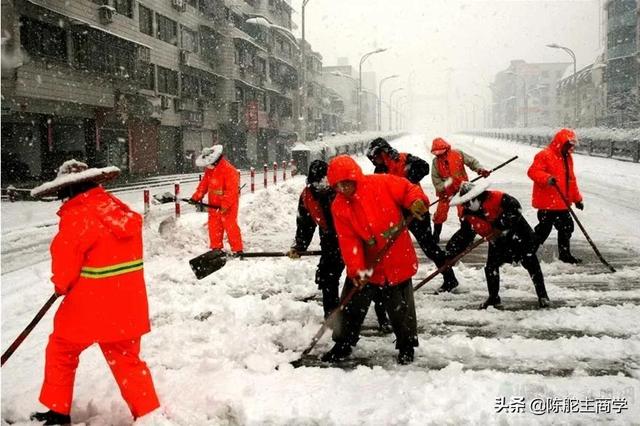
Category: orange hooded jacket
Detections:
[
  {"x1": 51, "y1": 187, "x2": 150, "y2": 343},
  {"x1": 192, "y1": 157, "x2": 240, "y2": 211},
  {"x1": 431, "y1": 137, "x2": 470, "y2": 197},
  {"x1": 327, "y1": 155, "x2": 425, "y2": 286},
  {"x1": 527, "y1": 128, "x2": 582, "y2": 210}
]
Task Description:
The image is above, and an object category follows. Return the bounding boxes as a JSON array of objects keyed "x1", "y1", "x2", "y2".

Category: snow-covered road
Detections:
[{"x1": 2, "y1": 133, "x2": 639, "y2": 424}]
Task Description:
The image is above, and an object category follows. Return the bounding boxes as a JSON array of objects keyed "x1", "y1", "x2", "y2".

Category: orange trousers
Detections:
[
  {"x1": 433, "y1": 199, "x2": 464, "y2": 225},
  {"x1": 208, "y1": 204, "x2": 243, "y2": 252},
  {"x1": 39, "y1": 334, "x2": 159, "y2": 418}
]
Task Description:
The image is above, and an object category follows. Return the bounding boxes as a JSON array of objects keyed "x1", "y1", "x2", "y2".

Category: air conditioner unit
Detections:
[
  {"x1": 172, "y1": 0, "x2": 187, "y2": 12},
  {"x1": 160, "y1": 96, "x2": 171, "y2": 110},
  {"x1": 179, "y1": 50, "x2": 190, "y2": 65},
  {"x1": 98, "y1": 4, "x2": 115, "y2": 24},
  {"x1": 174, "y1": 99, "x2": 184, "y2": 111}
]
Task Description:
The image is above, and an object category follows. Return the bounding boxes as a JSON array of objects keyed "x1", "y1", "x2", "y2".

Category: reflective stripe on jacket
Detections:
[{"x1": 51, "y1": 187, "x2": 151, "y2": 343}]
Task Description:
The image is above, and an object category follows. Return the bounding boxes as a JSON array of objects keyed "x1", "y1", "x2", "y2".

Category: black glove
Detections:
[
  {"x1": 547, "y1": 176, "x2": 557, "y2": 186},
  {"x1": 575, "y1": 201, "x2": 584, "y2": 210}
]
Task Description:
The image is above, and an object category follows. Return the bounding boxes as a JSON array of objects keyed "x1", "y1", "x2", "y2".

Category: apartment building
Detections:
[
  {"x1": 491, "y1": 59, "x2": 570, "y2": 128},
  {"x1": 556, "y1": 54, "x2": 607, "y2": 127},
  {"x1": 603, "y1": 0, "x2": 639, "y2": 127},
  {"x1": 1, "y1": 0, "x2": 298, "y2": 183}
]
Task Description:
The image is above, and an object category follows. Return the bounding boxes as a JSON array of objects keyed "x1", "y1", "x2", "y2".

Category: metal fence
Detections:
[{"x1": 466, "y1": 131, "x2": 640, "y2": 163}]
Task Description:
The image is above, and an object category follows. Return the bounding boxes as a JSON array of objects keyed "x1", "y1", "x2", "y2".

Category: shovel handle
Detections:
[
  {"x1": 240, "y1": 250, "x2": 322, "y2": 258},
  {"x1": 2, "y1": 294, "x2": 59, "y2": 367}
]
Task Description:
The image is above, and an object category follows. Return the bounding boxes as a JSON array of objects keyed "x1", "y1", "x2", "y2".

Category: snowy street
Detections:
[{"x1": 2, "y1": 134, "x2": 640, "y2": 424}]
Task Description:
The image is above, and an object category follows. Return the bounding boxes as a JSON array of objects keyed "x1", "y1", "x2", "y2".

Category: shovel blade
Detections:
[
  {"x1": 189, "y1": 249, "x2": 227, "y2": 279},
  {"x1": 153, "y1": 192, "x2": 176, "y2": 204}
]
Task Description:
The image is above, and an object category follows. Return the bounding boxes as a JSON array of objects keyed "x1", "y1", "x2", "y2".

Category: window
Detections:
[
  {"x1": 114, "y1": 0, "x2": 133, "y2": 18},
  {"x1": 139, "y1": 5, "x2": 153, "y2": 35},
  {"x1": 235, "y1": 86, "x2": 244, "y2": 102},
  {"x1": 187, "y1": 0, "x2": 197, "y2": 7},
  {"x1": 181, "y1": 26, "x2": 198, "y2": 52},
  {"x1": 74, "y1": 28, "x2": 136, "y2": 77},
  {"x1": 200, "y1": 27, "x2": 220, "y2": 62},
  {"x1": 257, "y1": 92, "x2": 266, "y2": 111},
  {"x1": 182, "y1": 73, "x2": 199, "y2": 98},
  {"x1": 19, "y1": 17, "x2": 67, "y2": 61},
  {"x1": 139, "y1": 63, "x2": 155, "y2": 90},
  {"x1": 201, "y1": 79, "x2": 215, "y2": 98},
  {"x1": 157, "y1": 66, "x2": 178, "y2": 94},
  {"x1": 255, "y1": 57, "x2": 266, "y2": 77},
  {"x1": 156, "y1": 14, "x2": 178, "y2": 45}
]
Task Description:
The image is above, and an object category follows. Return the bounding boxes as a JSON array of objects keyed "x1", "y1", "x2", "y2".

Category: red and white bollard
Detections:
[
  {"x1": 263, "y1": 164, "x2": 268, "y2": 188},
  {"x1": 273, "y1": 162, "x2": 278, "y2": 185},
  {"x1": 282, "y1": 160, "x2": 287, "y2": 181},
  {"x1": 143, "y1": 189, "x2": 150, "y2": 216},
  {"x1": 250, "y1": 167, "x2": 255, "y2": 193},
  {"x1": 174, "y1": 183, "x2": 181, "y2": 218},
  {"x1": 289, "y1": 159, "x2": 296, "y2": 177}
]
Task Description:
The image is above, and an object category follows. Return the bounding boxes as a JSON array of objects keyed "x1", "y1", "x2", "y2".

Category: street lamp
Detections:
[
  {"x1": 388, "y1": 87, "x2": 404, "y2": 131},
  {"x1": 378, "y1": 74, "x2": 399, "y2": 131},
  {"x1": 473, "y1": 94, "x2": 487, "y2": 128},
  {"x1": 300, "y1": 0, "x2": 312, "y2": 143},
  {"x1": 394, "y1": 95, "x2": 407, "y2": 131},
  {"x1": 358, "y1": 48, "x2": 387, "y2": 131},
  {"x1": 506, "y1": 71, "x2": 528, "y2": 127},
  {"x1": 547, "y1": 43, "x2": 578, "y2": 127}
]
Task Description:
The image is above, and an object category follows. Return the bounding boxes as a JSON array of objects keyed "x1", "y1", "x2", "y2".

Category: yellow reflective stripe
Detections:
[
  {"x1": 211, "y1": 189, "x2": 224, "y2": 195},
  {"x1": 80, "y1": 260, "x2": 143, "y2": 279}
]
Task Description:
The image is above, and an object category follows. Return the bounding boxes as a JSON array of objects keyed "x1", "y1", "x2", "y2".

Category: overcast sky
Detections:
[{"x1": 290, "y1": 0, "x2": 603, "y2": 131}]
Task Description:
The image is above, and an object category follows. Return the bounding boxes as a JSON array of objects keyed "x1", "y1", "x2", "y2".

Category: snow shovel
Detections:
[
  {"x1": 2, "y1": 294, "x2": 59, "y2": 367},
  {"x1": 189, "y1": 249, "x2": 228, "y2": 280},
  {"x1": 290, "y1": 218, "x2": 414, "y2": 367},
  {"x1": 551, "y1": 182, "x2": 616, "y2": 273},
  {"x1": 154, "y1": 192, "x2": 220, "y2": 210},
  {"x1": 414, "y1": 235, "x2": 491, "y2": 292},
  {"x1": 429, "y1": 155, "x2": 519, "y2": 207},
  {"x1": 188, "y1": 250, "x2": 323, "y2": 279}
]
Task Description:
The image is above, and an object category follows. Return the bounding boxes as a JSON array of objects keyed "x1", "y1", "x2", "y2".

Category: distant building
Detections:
[
  {"x1": 322, "y1": 65, "x2": 358, "y2": 131},
  {"x1": 491, "y1": 60, "x2": 570, "y2": 128},
  {"x1": 603, "y1": 0, "x2": 639, "y2": 127},
  {"x1": 556, "y1": 54, "x2": 607, "y2": 127},
  {"x1": 0, "y1": 0, "x2": 297, "y2": 183}
]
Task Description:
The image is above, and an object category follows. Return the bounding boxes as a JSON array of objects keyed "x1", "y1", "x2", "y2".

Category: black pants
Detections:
[
  {"x1": 485, "y1": 238, "x2": 549, "y2": 301},
  {"x1": 534, "y1": 210, "x2": 575, "y2": 257},
  {"x1": 316, "y1": 253, "x2": 344, "y2": 318},
  {"x1": 408, "y1": 214, "x2": 458, "y2": 287},
  {"x1": 332, "y1": 279, "x2": 418, "y2": 350},
  {"x1": 317, "y1": 255, "x2": 389, "y2": 324}
]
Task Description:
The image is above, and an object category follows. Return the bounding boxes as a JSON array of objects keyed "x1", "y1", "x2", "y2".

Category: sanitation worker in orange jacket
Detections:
[
  {"x1": 191, "y1": 145, "x2": 244, "y2": 255},
  {"x1": 29, "y1": 160, "x2": 159, "y2": 425},
  {"x1": 366, "y1": 137, "x2": 460, "y2": 293},
  {"x1": 321, "y1": 155, "x2": 428, "y2": 365},
  {"x1": 527, "y1": 128, "x2": 583, "y2": 264},
  {"x1": 430, "y1": 137, "x2": 491, "y2": 243}
]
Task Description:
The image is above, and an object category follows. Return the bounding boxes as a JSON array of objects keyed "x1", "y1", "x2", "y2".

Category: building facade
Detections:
[
  {"x1": 1, "y1": 0, "x2": 298, "y2": 183},
  {"x1": 603, "y1": 0, "x2": 639, "y2": 127},
  {"x1": 490, "y1": 60, "x2": 570, "y2": 128},
  {"x1": 556, "y1": 54, "x2": 607, "y2": 127}
]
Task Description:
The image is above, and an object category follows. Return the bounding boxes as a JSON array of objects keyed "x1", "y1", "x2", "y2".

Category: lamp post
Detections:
[
  {"x1": 358, "y1": 48, "x2": 387, "y2": 132},
  {"x1": 547, "y1": 43, "x2": 578, "y2": 127},
  {"x1": 300, "y1": 0, "x2": 312, "y2": 143},
  {"x1": 378, "y1": 74, "x2": 399, "y2": 131},
  {"x1": 388, "y1": 87, "x2": 404, "y2": 131},
  {"x1": 395, "y1": 95, "x2": 407, "y2": 131},
  {"x1": 506, "y1": 71, "x2": 528, "y2": 127},
  {"x1": 473, "y1": 94, "x2": 487, "y2": 127}
]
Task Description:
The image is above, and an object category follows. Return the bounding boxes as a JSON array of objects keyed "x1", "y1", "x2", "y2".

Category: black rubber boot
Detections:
[
  {"x1": 479, "y1": 296, "x2": 503, "y2": 310},
  {"x1": 321, "y1": 342, "x2": 352, "y2": 363},
  {"x1": 30, "y1": 410, "x2": 71, "y2": 425},
  {"x1": 432, "y1": 223, "x2": 443, "y2": 244},
  {"x1": 559, "y1": 253, "x2": 582, "y2": 264},
  {"x1": 538, "y1": 297, "x2": 551, "y2": 308},
  {"x1": 397, "y1": 346, "x2": 414, "y2": 365}
]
